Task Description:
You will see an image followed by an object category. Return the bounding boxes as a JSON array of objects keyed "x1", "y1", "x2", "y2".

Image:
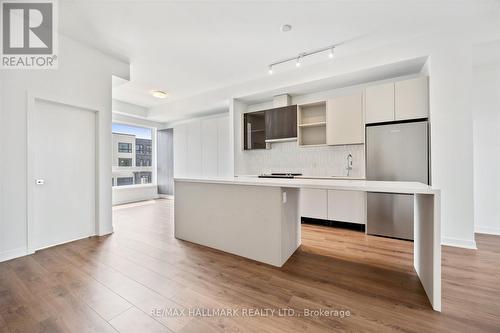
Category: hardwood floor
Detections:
[{"x1": 1, "y1": 198, "x2": 499, "y2": 332}]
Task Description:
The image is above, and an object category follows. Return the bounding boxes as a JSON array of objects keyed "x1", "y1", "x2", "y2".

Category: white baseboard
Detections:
[
  {"x1": 158, "y1": 194, "x2": 174, "y2": 200},
  {"x1": 0, "y1": 247, "x2": 28, "y2": 263},
  {"x1": 441, "y1": 237, "x2": 477, "y2": 249},
  {"x1": 475, "y1": 226, "x2": 500, "y2": 236},
  {"x1": 34, "y1": 234, "x2": 96, "y2": 251},
  {"x1": 98, "y1": 227, "x2": 114, "y2": 237}
]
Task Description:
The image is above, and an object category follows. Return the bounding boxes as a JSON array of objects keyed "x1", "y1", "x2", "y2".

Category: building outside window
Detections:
[
  {"x1": 116, "y1": 177, "x2": 134, "y2": 186},
  {"x1": 118, "y1": 158, "x2": 133, "y2": 167},
  {"x1": 118, "y1": 142, "x2": 132, "y2": 153},
  {"x1": 112, "y1": 123, "x2": 155, "y2": 187}
]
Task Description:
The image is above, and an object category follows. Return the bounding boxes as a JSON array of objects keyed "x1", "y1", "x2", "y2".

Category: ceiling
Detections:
[{"x1": 59, "y1": 0, "x2": 499, "y2": 111}]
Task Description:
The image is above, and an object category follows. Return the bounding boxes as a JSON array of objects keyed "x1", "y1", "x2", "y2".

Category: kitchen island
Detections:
[{"x1": 174, "y1": 177, "x2": 441, "y2": 311}]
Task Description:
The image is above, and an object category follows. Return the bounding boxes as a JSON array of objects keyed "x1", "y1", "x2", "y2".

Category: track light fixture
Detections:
[
  {"x1": 296, "y1": 55, "x2": 303, "y2": 67},
  {"x1": 268, "y1": 44, "x2": 336, "y2": 74}
]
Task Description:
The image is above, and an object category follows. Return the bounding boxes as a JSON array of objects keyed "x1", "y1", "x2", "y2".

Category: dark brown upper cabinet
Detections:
[
  {"x1": 264, "y1": 105, "x2": 297, "y2": 141},
  {"x1": 243, "y1": 111, "x2": 266, "y2": 150}
]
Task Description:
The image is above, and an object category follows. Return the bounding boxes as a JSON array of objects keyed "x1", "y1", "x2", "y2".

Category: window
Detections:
[
  {"x1": 116, "y1": 177, "x2": 134, "y2": 186},
  {"x1": 118, "y1": 142, "x2": 132, "y2": 153},
  {"x1": 118, "y1": 158, "x2": 132, "y2": 167},
  {"x1": 112, "y1": 123, "x2": 155, "y2": 187}
]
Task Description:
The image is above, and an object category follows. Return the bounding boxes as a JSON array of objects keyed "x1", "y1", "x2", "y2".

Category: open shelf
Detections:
[
  {"x1": 298, "y1": 101, "x2": 327, "y2": 125},
  {"x1": 298, "y1": 101, "x2": 327, "y2": 146},
  {"x1": 299, "y1": 124, "x2": 326, "y2": 146},
  {"x1": 298, "y1": 121, "x2": 326, "y2": 128}
]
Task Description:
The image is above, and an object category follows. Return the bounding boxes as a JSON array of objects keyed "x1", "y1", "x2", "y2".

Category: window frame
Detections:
[
  {"x1": 118, "y1": 142, "x2": 132, "y2": 153},
  {"x1": 112, "y1": 122, "x2": 157, "y2": 188}
]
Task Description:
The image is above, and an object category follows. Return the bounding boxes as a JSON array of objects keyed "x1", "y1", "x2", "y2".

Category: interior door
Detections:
[{"x1": 33, "y1": 99, "x2": 96, "y2": 250}]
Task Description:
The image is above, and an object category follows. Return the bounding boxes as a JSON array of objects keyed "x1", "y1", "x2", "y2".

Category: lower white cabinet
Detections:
[
  {"x1": 300, "y1": 188, "x2": 366, "y2": 224},
  {"x1": 300, "y1": 188, "x2": 328, "y2": 220},
  {"x1": 327, "y1": 190, "x2": 366, "y2": 224}
]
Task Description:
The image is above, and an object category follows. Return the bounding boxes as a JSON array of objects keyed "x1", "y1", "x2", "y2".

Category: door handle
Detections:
[{"x1": 35, "y1": 179, "x2": 45, "y2": 185}]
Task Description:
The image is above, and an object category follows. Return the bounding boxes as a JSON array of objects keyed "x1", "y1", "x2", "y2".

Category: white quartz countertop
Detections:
[{"x1": 174, "y1": 176, "x2": 439, "y2": 195}]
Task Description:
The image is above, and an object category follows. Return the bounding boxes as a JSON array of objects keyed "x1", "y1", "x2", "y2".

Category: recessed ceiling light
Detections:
[
  {"x1": 151, "y1": 90, "x2": 168, "y2": 99},
  {"x1": 280, "y1": 24, "x2": 292, "y2": 32}
]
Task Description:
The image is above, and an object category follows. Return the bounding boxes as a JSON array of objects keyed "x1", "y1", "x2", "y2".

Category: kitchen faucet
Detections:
[{"x1": 346, "y1": 153, "x2": 353, "y2": 177}]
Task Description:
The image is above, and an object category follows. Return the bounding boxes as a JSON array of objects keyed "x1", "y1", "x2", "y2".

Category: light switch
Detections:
[{"x1": 282, "y1": 191, "x2": 287, "y2": 204}]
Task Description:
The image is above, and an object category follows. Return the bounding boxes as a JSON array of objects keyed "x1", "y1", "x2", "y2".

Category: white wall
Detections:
[
  {"x1": 0, "y1": 35, "x2": 129, "y2": 262},
  {"x1": 112, "y1": 184, "x2": 158, "y2": 206},
  {"x1": 473, "y1": 62, "x2": 500, "y2": 235},
  {"x1": 173, "y1": 113, "x2": 231, "y2": 179}
]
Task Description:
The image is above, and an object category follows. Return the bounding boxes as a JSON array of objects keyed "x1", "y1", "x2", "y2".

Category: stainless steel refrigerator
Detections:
[{"x1": 366, "y1": 120, "x2": 429, "y2": 240}]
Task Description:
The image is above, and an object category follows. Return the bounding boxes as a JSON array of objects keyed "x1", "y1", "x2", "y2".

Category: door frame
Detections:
[{"x1": 26, "y1": 92, "x2": 100, "y2": 253}]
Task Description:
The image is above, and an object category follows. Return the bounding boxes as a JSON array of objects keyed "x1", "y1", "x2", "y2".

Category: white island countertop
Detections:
[
  {"x1": 174, "y1": 176, "x2": 439, "y2": 195},
  {"x1": 174, "y1": 175, "x2": 441, "y2": 311}
]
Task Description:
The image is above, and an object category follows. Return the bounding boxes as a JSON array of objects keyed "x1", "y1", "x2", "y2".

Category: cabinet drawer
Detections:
[
  {"x1": 327, "y1": 190, "x2": 366, "y2": 224},
  {"x1": 300, "y1": 188, "x2": 328, "y2": 220}
]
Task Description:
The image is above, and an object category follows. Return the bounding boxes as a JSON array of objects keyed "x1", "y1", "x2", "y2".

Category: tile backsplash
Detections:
[{"x1": 236, "y1": 141, "x2": 365, "y2": 178}]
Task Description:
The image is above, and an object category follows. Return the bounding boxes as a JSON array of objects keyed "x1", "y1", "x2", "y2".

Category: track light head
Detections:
[
  {"x1": 296, "y1": 55, "x2": 302, "y2": 67},
  {"x1": 268, "y1": 44, "x2": 336, "y2": 73}
]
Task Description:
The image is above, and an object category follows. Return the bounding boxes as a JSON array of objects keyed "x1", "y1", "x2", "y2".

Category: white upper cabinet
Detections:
[
  {"x1": 395, "y1": 77, "x2": 429, "y2": 121},
  {"x1": 365, "y1": 77, "x2": 429, "y2": 124},
  {"x1": 326, "y1": 92, "x2": 364, "y2": 145},
  {"x1": 365, "y1": 82, "x2": 395, "y2": 124}
]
